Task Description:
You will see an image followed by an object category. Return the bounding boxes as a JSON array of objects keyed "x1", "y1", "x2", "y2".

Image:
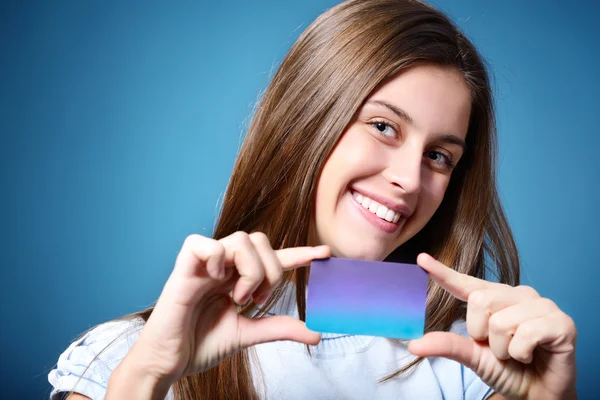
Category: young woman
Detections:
[{"x1": 49, "y1": 0, "x2": 578, "y2": 399}]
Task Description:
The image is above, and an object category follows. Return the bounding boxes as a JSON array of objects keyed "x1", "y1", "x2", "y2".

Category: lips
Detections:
[
  {"x1": 348, "y1": 189, "x2": 408, "y2": 234},
  {"x1": 352, "y1": 191, "x2": 401, "y2": 223}
]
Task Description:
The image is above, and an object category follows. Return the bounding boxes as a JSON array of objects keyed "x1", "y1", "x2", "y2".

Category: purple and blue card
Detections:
[{"x1": 306, "y1": 258, "x2": 429, "y2": 339}]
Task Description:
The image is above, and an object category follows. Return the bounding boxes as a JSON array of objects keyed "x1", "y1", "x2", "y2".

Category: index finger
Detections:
[
  {"x1": 276, "y1": 245, "x2": 331, "y2": 271},
  {"x1": 417, "y1": 253, "x2": 492, "y2": 301}
]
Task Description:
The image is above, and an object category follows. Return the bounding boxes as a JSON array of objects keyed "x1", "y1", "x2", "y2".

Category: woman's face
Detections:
[{"x1": 310, "y1": 64, "x2": 472, "y2": 260}]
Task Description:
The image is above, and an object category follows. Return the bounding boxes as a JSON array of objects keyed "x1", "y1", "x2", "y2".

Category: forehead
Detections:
[{"x1": 365, "y1": 64, "x2": 472, "y2": 140}]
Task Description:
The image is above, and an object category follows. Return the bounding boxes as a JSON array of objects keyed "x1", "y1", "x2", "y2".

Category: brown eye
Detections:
[
  {"x1": 426, "y1": 151, "x2": 454, "y2": 169},
  {"x1": 369, "y1": 120, "x2": 397, "y2": 139},
  {"x1": 375, "y1": 122, "x2": 387, "y2": 132}
]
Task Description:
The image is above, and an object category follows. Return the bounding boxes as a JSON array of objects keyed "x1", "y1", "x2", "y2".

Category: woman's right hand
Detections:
[{"x1": 112, "y1": 232, "x2": 330, "y2": 390}]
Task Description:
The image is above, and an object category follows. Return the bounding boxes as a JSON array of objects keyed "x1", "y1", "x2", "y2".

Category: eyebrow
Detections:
[{"x1": 366, "y1": 100, "x2": 467, "y2": 151}]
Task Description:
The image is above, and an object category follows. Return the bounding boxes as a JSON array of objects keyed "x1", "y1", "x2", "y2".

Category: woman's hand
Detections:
[
  {"x1": 408, "y1": 253, "x2": 577, "y2": 400},
  {"x1": 118, "y1": 232, "x2": 330, "y2": 388}
]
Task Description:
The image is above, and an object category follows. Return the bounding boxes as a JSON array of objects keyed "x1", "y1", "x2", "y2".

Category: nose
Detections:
[{"x1": 382, "y1": 144, "x2": 422, "y2": 195}]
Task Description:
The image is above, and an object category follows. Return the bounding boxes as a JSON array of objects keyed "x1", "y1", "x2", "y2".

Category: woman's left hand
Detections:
[{"x1": 408, "y1": 253, "x2": 577, "y2": 400}]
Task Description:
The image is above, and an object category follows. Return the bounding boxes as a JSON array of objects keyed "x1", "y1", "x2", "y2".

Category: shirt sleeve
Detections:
[
  {"x1": 48, "y1": 318, "x2": 143, "y2": 400},
  {"x1": 450, "y1": 320, "x2": 495, "y2": 400}
]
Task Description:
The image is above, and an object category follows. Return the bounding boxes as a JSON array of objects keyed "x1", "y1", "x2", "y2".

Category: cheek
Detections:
[
  {"x1": 317, "y1": 129, "x2": 384, "y2": 200},
  {"x1": 393, "y1": 175, "x2": 451, "y2": 249},
  {"x1": 419, "y1": 174, "x2": 451, "y2": 217}
]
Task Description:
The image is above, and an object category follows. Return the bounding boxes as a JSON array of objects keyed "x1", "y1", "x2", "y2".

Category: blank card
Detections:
[{"x1": 306, "y1": 257, "x2": 428, "y2": 339}]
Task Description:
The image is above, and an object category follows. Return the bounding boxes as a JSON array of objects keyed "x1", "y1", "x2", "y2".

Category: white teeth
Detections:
[
  {"x1": 368, "y1": 202, "x2": 378, "y2": 213},
  {"x1": 352, "y1": 191, "x2": 402, "y2": 224},
  {"x1": 385, "y1": 209, "x2": 395, "y2": 222}
]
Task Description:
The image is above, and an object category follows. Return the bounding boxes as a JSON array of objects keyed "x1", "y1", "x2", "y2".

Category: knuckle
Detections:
[
  {"x1": 249, "y1": 231, "x2": 270, "y2": 246},
  {"x1": 537, "y1": 297, "x2": 557, "y2": 312},
  {"x1": 466, "y1": 320, "x2": 486, "y2": 340},
  {"x1": 565, "y1": 314, "x2": 577, "y2": 332},
  {"x1": 508, "y1": 346, "x2": 529, "y2": 364},
  {"x1": 242, "y1": 263, "x2": 265, "y2": 282},
  {"x1": 247, "y1": 267, "x2": 265, "y2": 282},
  {"x1": 488, "y1": 314, "x2": 504, "y2": 334},
  {"x1": 517, "y1": 323, "x2": 537, "y2": 342},
  {"x1": 558, "y1": 313, "x2": 577, "y2": 338},
  {"x1": 209, "y1": 240, "x2": 226, "y2": 258},
  {"x1": 183, "y1": 233, "x2": 202, "y2": 248},
  {"x1": 231, "y1": 231, "x2": 251, "y2": 246},
  {"x1": 469, "y1": 290, "x2": 491, "y2": 310},
  {"x1": 271, "y1": 266, "x2": 284, "y2": 282},
  {"x1": 517, "y1": 285, "x2": 539, "y2": 298}
]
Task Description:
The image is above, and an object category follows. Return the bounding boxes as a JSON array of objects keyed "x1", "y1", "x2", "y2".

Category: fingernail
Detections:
[
  {"x1": 239, "y1": 294, "x2": 250, "y2": 305},
  {"x1": 255, "y1": 293, "x2": 267, "y2": 305}
]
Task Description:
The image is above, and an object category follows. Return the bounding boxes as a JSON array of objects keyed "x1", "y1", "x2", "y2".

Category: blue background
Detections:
[{"x1": 1, "y1": 1, "x2": 597, "y2": 398}]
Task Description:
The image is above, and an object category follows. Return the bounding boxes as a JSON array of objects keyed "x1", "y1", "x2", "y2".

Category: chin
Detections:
[{"x1": 330, "y1": 243, "x2": 391, "y2": 261}]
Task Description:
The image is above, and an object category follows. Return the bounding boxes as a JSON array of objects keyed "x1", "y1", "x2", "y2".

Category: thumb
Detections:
[
  {"x1": 408, "y1": 332, "x2": 481, "y2": 371},
  {"x1": 238, "y1": 315, "x2": 321, "y2": 348}
]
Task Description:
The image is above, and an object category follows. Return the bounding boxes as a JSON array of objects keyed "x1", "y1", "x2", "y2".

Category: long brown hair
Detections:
[{"x1": 90, "y1": 0, "x2": 520, "y2": 398}]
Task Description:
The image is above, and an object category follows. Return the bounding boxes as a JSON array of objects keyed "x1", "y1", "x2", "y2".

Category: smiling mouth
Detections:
[{"x1": 351, "y1": 191, "x2": 402, "y2": 223}]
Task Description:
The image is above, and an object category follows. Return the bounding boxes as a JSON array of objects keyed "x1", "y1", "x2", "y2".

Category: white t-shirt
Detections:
[{"x1": 49, "y1": 284, "x2": 493, "y2": 399}]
